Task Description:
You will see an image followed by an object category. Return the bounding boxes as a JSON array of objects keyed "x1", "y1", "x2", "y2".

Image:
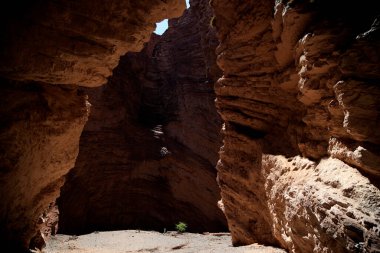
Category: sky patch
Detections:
[{"x1": 154, "y1": 0, "x2": 190, "y2": 35}]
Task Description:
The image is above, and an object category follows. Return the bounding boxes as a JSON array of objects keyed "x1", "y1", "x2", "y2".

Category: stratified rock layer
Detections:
[
  {"x1": 58, "y1": 0, "x2": 226, "y2": 234},
  {"x1": 0, "y1": 0, "x2": 186, "y2": 251},
  {"x1": 211, "y1": 0, "x2": 380, "y2": 252},
  {"x1": 0, "y1": 0, "x2": 185, "y2": 87}
]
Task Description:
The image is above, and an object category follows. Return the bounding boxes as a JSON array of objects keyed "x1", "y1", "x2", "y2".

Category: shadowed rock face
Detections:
[
  {"x1": 58, "y1": 0, "x2": 226, "y2": 235},
  {"x1": 211, "y1": 0, "x2": 380, "y2": 252},
  {"x1": 0, "y1": 0, "x2": 185, "y2": 87},
  {"x1": 0, "y1": 80, "x2": 89, "y2": 251},
  {"x1": 1, "y1": 0, "x2": 380, "y2": 252},
  {"x1": 0, "y1": 0, "x2": 185, "y2": 251}
]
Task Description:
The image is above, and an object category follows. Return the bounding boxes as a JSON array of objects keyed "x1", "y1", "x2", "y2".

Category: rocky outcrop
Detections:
[
  {"x1": 58, "y1": 0, "x2": 226, "y2": 235},
  {"x1": 29, "y1": 202, "x2": 59, "y2": 250},
  {"x1": 264, "y1": 155, "x2": 380, "y2": 253},
  {"x1": 0, "y1": 0, "x2": 185, "y2": 87},
  {"x1": 0, "y1": 80, "x2": 89, "y2": 251},
  {"x1": 211, "y1": 0, "x2": 380, "y2": 252},
  {"x1": 0, "y1": 0, "x2": 186, "y2": 251}
]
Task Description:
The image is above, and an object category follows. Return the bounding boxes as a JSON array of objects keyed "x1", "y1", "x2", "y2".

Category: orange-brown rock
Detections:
[
  {"x1": 211, "y1": 0, "x2": 380, "y2": 252},
  {"x1": 2, "y1": 0, "x2": 379, "y2": 252},
  {"x1": 0, "y1": 0, "x2": 185, "y2": 87},
  {"x1": 29, "y1": 202, "x2": 59, "y2": 250},
  {"x1": 58, "y1": 0, "x2": 226, "y2": 235},
  {"x1": 0, "y1": 0, "x2": 186, "y2": 251},
  {"x1": 0, "y1": 79, "x2": 89, "y2": 251}
]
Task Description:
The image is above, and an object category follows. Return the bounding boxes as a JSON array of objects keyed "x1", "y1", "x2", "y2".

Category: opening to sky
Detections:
[
  {"x1": 154, "y1": 19, "x2": 168, "y2": 35},
  {"x1": 154, "y1": 0, "x2": 190, "y2": 35}
]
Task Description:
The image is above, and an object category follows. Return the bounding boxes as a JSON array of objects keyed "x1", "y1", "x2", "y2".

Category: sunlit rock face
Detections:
[
  {"x1": 58, "y1": 0, "x2": 226, "y2": 235},
  {"x1": 211, "y1": 0, "x2": 380, "y2": 251},
  {"x1": 0, "y1": 0, "x2": 185, "y2": 251}
]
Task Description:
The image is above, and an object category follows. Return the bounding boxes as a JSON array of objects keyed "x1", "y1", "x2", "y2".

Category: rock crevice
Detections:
[{"x1": 58, "y1": 0, "x2": 226, "y2": 236}]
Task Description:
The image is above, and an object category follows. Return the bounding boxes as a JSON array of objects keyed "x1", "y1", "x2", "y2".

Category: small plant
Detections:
[{"x1": 175, "y1": 222, "x2": 187, "y2": 233}]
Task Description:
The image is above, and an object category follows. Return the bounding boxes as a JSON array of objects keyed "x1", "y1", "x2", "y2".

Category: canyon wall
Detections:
[
  {"x1": 1, "y1": 0, "x2": 379, "y2": 252},
  {"x1": 0, "y1": 0, "x2": 185, "y2": 251},
  {"x1": 0, "y1": 80, "x2": 89, "y2": 251},
  {"x1": 211, "y1": 0, "x2": 380, "y2": 252},
  {"x1": 58, "y1": 0, "x2": 226, "y2": 235},
  {"x1": 0, "y1": 0, "x2": 184, "y2": 87}
]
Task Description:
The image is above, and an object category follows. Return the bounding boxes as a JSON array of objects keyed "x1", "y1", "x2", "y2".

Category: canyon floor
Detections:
[{"x1": 43, "y1": 230, "x2": 286, "y2": 253}]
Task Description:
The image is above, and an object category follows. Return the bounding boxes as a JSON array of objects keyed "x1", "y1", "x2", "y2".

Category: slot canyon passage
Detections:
[{"x1": 0, "y1": 0, "x2": 380, "y2": 252}]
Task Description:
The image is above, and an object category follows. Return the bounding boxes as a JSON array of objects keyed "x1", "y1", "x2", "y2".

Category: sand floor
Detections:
[{"x1": 43, "y1": 230, "x2": 286, "y2": 253}]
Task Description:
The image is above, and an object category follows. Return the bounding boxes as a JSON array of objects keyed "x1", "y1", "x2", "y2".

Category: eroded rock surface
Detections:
[
  {"x1": 264, "y1": 155, "x2": 380, "y2": 253},
  {"x1": 0, "y1": 80, "x2": 89, "y2": 251},
  {"x1": 211, "y1": 0, "x2": 380, "y2": 251},
  {"x1": 0, "y1": 0, "x2": 186, "y2": 251},
  {"x1": 0, "y1": 0, "x2": 185, "y2": 87},
  {"x1": 58, "y1": 0, "x2": 226, "y2": 235}
]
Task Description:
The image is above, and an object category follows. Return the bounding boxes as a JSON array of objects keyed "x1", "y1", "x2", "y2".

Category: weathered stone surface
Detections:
[
  {"x1": 164, "y1": 0, "x2": 223, "y2": 165},
  {"x1": 2, "y1": 0, "x2": 379, "y2": 252},
  {"x1": 58, "y1": 0, "x2": 226, "y2": 235},
  {"x1": 0, "y1": 0, "x2": 185, "y2": 87},
  {"x1": 264, "y1": 155, "x2": 380, "y2": 253},
  {"x1": 30, "y1": 202, "x2": 59, "y2": 250},
  {"x1": 211, "y1": 0, "x2": 380, "y2": 251},
  {"x1": 0, "y1": 80, "x2": 89, "y2": 251},
  {"x1": 0, "y1": 1, "x2": 186, "y2": 251}
]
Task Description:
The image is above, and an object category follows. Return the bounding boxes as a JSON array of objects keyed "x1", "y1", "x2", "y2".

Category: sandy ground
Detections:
[{"x1": 43, "y1": 230, "x2": 286, "y2": 253}]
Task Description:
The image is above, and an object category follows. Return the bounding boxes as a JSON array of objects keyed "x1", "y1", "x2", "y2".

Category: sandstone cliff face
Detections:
[
  {"x1": 0, "y1": 0, "x2": 185, "y2": 87},
  {"x1": 0, "y1": 0, "x2": 186, "y2": 251},
  {"x1": 0, "y1": 80, "x2": 89, "y2": 251},
  {"x1": 211, "y1": 0, "x2": 380, "y2": 252},
  {"x1": 58, "y1": 0, "x2": 226, "y2": 235}
]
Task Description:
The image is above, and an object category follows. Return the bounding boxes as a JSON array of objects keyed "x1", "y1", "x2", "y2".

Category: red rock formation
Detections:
[
  {"x1": 211, "y1": 0, "x2": 380, "y2": 252},
  {"x1": 0, "y1": 80, "x2": 89, "y2": 251},
  {"x1": 0, "y1": 0, "x2": 186, "y2": 251},
  {"x1": 58, "y1": 0, "x2": 226, "y2": 235},
  {"x1": 2, "y1": 0, "x2": 379, "y2": 252},
  {"x1": 0, "y1": 0, "x2": 185, "y2": 87}
]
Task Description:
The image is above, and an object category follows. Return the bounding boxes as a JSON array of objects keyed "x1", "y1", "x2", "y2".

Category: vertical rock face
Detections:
[
  {"x1": 58, "y1": 0, "x2": 226, "y2": 235},
  {"x1": 0, "y1": 0, "x2": 186, "y2": 251},
  {"x1": 211, "y1": 0, "x2": 380, "y2": 252},
  {"x1": 0, "y1": 80, "x2": 89, "y2": 251}
]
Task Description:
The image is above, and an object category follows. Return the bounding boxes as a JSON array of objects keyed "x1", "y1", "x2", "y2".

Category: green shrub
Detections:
[{"x1": 175, "y1": 222, "x2": 187, "y2": 233}]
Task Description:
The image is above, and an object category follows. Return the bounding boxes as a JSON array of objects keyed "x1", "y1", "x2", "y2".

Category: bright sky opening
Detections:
[
  {"x1": 154, "y1": 0, "x2": 190, "y2": 35},
  {"x1": 154, "y1": 19, "x2": 168, "y2": 35}
]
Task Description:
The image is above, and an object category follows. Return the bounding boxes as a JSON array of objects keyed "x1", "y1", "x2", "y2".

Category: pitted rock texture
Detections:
[
  {"x1": 58, "y1": 0, "x2": 226, "y2": 235},
  {"x1": 29, "y1": 202, "x2": 59, "y2": 250},
  {"x1": 264, "y1": 155, "x2": 380, "y2": 253},
  {"x1": 212, "y1": 0, "x2": 380, "y2": 252},
  {"x1": 0, "y1": 80, "x2": 89, "y2": 251},
  {"x1": 0, "y1": 1, "x2": 186, "y2": 251},
  {"x1": 0, "y1": 0, "x2": 185, "y2": 87}
]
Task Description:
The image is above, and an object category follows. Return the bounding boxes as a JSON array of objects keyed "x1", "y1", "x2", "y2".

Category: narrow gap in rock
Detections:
[
  {"x1": 1, "y1": 0, "x2": 379, "y2": 252},
  {"x1": 53, "y1": 0, "x2": 229, "y2": 250}
]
